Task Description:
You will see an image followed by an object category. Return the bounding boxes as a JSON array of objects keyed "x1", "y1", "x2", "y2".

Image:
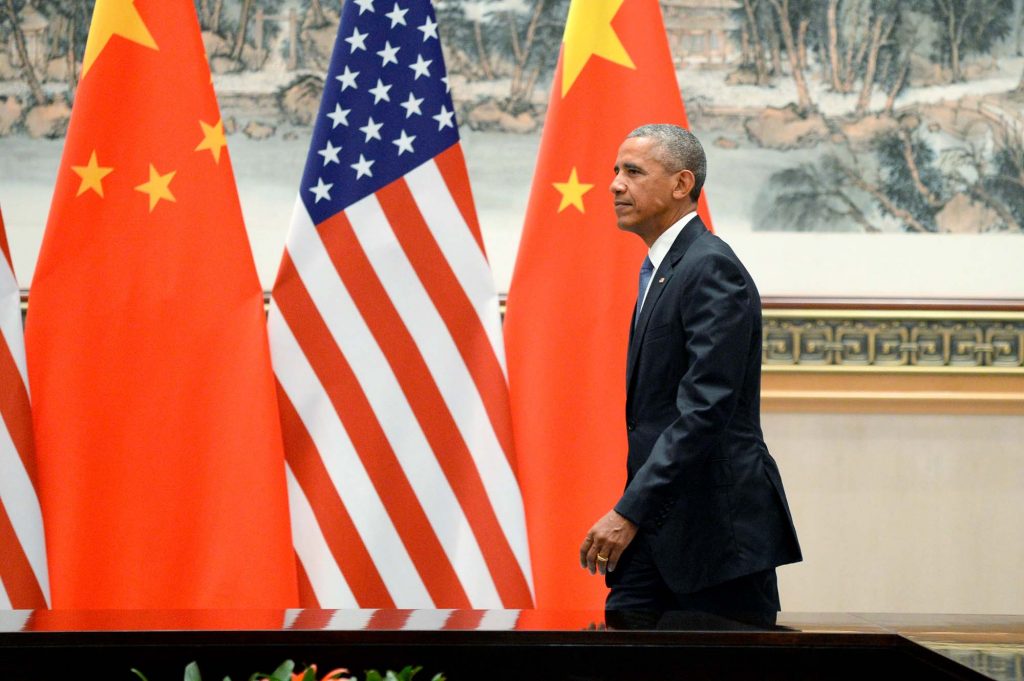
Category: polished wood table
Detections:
[{"x1": 2, "y1": 610, "x2": 1021, "y2": 680}]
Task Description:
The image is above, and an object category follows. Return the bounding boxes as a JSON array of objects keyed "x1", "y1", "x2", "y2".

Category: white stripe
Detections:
[
  {"x1": 285, "y1": 198, "x2": 502, "y2": 608},
  {"x1": 0, "y1": 607, "x2": 33, "y2": 627},
  {"x1": 478, "y1": 609, "x2": 522, "y2": 630},
  {"x1": 0, "y1": 261, "x2": 27, "y2": 389},
  {"x1": 285, "y1": 464, "x2": 358, "y2": 608},
  {"x1": 347, "y1": 193, "x2": 533, "y2": 586},
  {"x1": 282, "y1": 609, "x2": 303, "y2": 629},
  {"x1": 404, "y1": 609, "x2": 454, "y2": 630},
  {"x1": 328, "y1": 609, "x2": 376, "y2": 630},
  {"x1": 269, "y1": 298, "x2": 432, "y2": 606},
  {"x1": 0, "y1": 586, "x2": 11, "y2": 609},
  {"x1": 405, "y1": 159, "x2": 507, "y2": 373},
  {"x1": 0, "y1": 422, "x2": 49, "y2": 604}
]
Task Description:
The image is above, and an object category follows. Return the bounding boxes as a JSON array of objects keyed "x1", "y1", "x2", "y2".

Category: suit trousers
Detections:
[{"x1": 605, "y1": 532, "x2": 780, "y2": 628}]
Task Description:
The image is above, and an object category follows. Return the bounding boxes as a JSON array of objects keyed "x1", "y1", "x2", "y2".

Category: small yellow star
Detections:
[
  {"x1": 561, "y1": 0, "x2": 635, "y2": 98},
  {"x1": 82, "y1": 0, "x2": 158, "y2": 77},
  {"x1": 134, "y1": 164, "x2": 176, "y2": 212},
  {"x1": 71, "y1": 150, "x2": 114, "y2": 197},
  {"x1": 195, "y1": 119, "x2": 228, "y2": 163},
  {"x1": 553, "y1": 167, "x2": 594, "y2": 213}
]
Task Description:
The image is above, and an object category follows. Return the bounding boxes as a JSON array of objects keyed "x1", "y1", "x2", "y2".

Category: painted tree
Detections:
[
  {"x1": 919, "y1": 0, "x2": 1013, "y2": 82},
  {"x1": 942, "y1": 111, "x2": 1024, "y2": 233},
  {"x1": 737, "y1": 0, "x2": 771, "y2": 83},
  {"x1": 485, "y1": 0, "x2": 567, "y2": 109},
  {"x1": 229, "y1": 0, "x2": 285, "y2": 63},
  {"x1": 758, "y1": 158, "x2": 879, "y2": 233},
  {"x1": 1, "y1": 0, "x2": 46, "y2": 103},
  {"x1": 765, "y1": 0, "x2": 818, "y2": 112},
  {"x1": 35, "y1": 0, "x2": 91, "y2": 99},
  {"x1": 1012, "y1": 0, "x2": 1024, "y2": 56},
  {"x1": 435, "y1": 0, "x2": 496, "y2": 79}
]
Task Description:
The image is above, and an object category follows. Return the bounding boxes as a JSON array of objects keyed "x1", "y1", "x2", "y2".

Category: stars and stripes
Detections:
[
  {"x1": 0, "y1": 206, "x2": 49, "y2": 609},
  {"x1": 283, "y1": 608, "x2": 523, "y2": 632},
  {"x1": 270, "y1": 0, "x2": 533, "y2": 608}
]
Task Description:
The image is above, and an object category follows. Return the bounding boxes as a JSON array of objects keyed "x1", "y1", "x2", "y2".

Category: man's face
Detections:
[{"x1": 610, "y1": 137, "x2": 687, "y2": 242}]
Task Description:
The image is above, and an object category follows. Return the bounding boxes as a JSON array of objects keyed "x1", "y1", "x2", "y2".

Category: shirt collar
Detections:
[{"x1": 648, "y1": 211, "x2": 697, "y2": 270}]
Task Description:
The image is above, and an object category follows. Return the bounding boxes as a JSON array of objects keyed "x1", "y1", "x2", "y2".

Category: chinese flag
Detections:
[
  {"x1": 25, "y1": 1, "x2": 297, "y2": 609},
  {"x1": 504, "y1": 0, "x2": 712, "y2": 610}
]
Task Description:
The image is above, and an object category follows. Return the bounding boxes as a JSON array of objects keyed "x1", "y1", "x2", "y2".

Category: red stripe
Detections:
[
  {"x1": 288, "y1": 601, "x2": 340, "y2": 632},
  {"x1": 0, "y1": 339, "x2": 37, "y2": 491},
  {"x1": 274, "y1": 377, "x2": 393, "y2": 607},
  {"x1": 380, "y1": 178, "x2": 520, "y2": 473},
  {"x1": 293, "y1": 552, "x2": 321, "y2": 610},
  {"x1": 320, "y1": 210, "x2": 532, "y2": 607},
  {"x1": 434, "y1": 144, "x2": 486, "y2": 254},
  {"x1": 366, "y1": 609, "x2": 412, "y2": 630},
  {"x1": 442, "y1": 610, "x2": 486, "y2": 630},
  {"x1": 274, "y1": 252, "x2": 467, "y2": 608},
  {"x1": 0, "y1": 501, "x2": 46, "y2": 608}
]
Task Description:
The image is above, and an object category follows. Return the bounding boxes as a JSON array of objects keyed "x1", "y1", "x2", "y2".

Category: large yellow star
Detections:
[
  {"x1": 561, "y1": 0, "x2": 635, "y2": 98},
  {"x1": 134, "y1": 164, "x2": 176, "y2": 212},
  {"x1": 195, "y1": 119, "x2": 227, "y2": 164},
  {"x1": 81, "y1": 0, "x2": 158, "y2": 78},
  {"x1": 553, "y1": 167, "x2": 594, "y2": 213},
  {"x1": 71, "y1": 150, "x2": 114, "y2": 197}
]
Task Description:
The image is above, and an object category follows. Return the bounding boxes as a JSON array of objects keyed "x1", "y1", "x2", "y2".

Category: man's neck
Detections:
[{"x1": 641, "y1": 202, "x2": 696, "y2": 248}]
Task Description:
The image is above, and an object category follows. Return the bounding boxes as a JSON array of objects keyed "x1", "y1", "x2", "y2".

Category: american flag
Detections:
[
  {"x1": 0, "y1": 206, "x2": 49, "y2": 609},
  {"x1": 269, "y1": 0, "x2": 533, "y2": 608}
]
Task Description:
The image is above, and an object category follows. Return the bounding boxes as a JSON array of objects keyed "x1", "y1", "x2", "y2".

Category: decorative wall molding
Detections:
[
  {"x1": 761, "y1": 309, "x2": 1024, "y2": 373},
  {"x1": 760, "y1": 301, "x2": 1024, "y2": 414}
]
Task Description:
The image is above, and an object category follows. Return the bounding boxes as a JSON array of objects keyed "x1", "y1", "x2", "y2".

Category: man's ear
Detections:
[{"x1": 673, "y1": 169, "x2": 696, "y2": 200}]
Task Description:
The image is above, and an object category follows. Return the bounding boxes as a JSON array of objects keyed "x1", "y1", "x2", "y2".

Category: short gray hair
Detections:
[{"x1": 627, "y1": 123, "x2": 706, "y2": 202}]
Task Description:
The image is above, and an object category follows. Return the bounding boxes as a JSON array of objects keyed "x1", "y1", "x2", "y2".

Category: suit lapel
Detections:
[{"x1": 626, "y1": 220, "x2": 708, "y2": 402}]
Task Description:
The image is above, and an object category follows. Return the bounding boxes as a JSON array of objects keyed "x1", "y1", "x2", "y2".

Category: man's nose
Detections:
[{"x1": 609, "y1": 173, "x2": 624, "y2": 193}]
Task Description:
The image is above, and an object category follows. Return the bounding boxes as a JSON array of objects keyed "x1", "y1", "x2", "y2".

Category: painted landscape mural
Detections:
[{"x1": 1, "y1": 0, "x2": 1022, "y2": 291}]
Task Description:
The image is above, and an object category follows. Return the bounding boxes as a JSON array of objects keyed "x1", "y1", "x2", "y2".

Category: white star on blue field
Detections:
[{"x1": 301, "y1": 1, "x2": 457, "y2": 223}]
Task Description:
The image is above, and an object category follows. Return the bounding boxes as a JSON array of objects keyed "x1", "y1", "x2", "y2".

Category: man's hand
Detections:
[{"x1": 579, "y1": 510, "x2": 638, "y2": 576}]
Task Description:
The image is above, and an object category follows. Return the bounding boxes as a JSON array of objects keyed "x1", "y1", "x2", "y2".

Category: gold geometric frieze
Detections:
[{"x1": 762, "y1": 311, "x2": 1024, "y2": 373}]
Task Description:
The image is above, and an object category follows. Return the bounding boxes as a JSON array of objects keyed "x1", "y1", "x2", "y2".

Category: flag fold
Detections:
[
  {"x1": 25, "y1": 0, "x2": 296, "y2": 609},
  {"x1": 505, "y1": 0, "x2": 712, "y2": 610},
  {"x1": 269, "y1": 0, "x2": 532, "y2": 609},
  {"x1": 0, "y1": 205, "x2": 49, "y2": 609}
]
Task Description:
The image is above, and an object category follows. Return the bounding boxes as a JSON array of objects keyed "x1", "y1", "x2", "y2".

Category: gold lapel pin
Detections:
[{"x1": 658, "y1": 277, "x2": 666, "y2": 283}]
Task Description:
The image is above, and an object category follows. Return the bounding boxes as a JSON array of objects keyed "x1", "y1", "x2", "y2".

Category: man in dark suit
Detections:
[{"x1": 579, "y1": 124, "x2": 802, "y2": 619}]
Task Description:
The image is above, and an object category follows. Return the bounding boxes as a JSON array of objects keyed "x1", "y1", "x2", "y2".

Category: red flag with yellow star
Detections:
[
  {"x1": 504, "y1": 0, "x2": 712, "y2": 610},
  {"x1": 24, "y1": 0, "x2": 297, "y2": 609}
]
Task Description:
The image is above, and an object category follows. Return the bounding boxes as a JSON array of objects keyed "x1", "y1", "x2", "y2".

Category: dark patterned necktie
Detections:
[{"x1": 635, "y1": 256, "x2": 654, "y2": 327}]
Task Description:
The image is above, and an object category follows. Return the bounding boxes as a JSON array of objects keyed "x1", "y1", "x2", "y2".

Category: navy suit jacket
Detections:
[{"x1": 613, "y1": 218, "x2": 802, "y2": 596}]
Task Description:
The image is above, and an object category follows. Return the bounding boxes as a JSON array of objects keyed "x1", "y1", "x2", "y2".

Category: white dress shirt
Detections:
[{"x1": 638, "y1": 210, "x2": 697, "y2": 312}]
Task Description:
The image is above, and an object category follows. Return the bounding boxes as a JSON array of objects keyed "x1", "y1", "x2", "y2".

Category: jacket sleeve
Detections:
[{"x1": 614, "y1": 250, "x2": 754, "y2": 526}]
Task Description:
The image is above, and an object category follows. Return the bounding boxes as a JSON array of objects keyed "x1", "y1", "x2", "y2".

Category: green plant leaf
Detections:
[
  {"x1": 185, "y1": 661, "x2": 203, "y2": 681},
  {"x1": 365, "y1": 671, "x2": 384, "y2": 681},
  {"x1": 301, "y1": 666, "x2": 318, "y2": 681},
  {"x1": 430, "y1": 675, "x2": 446, "y2": 681},
  {"x1": 130, "y1": 668, "x2": 150, "y2": 681},
  {"x1": 271, "y1": 660, "x2": 296, "y2": 681}
]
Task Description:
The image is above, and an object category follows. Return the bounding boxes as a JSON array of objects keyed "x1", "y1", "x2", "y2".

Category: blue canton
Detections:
[{"x1": 301, "y1": 0, "x2": 458, "y2": 223}]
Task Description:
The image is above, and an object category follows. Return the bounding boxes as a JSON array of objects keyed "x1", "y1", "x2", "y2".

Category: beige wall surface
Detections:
[{"x1": 768, "y1": 412, "x2": 1024, "y2": 615}]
